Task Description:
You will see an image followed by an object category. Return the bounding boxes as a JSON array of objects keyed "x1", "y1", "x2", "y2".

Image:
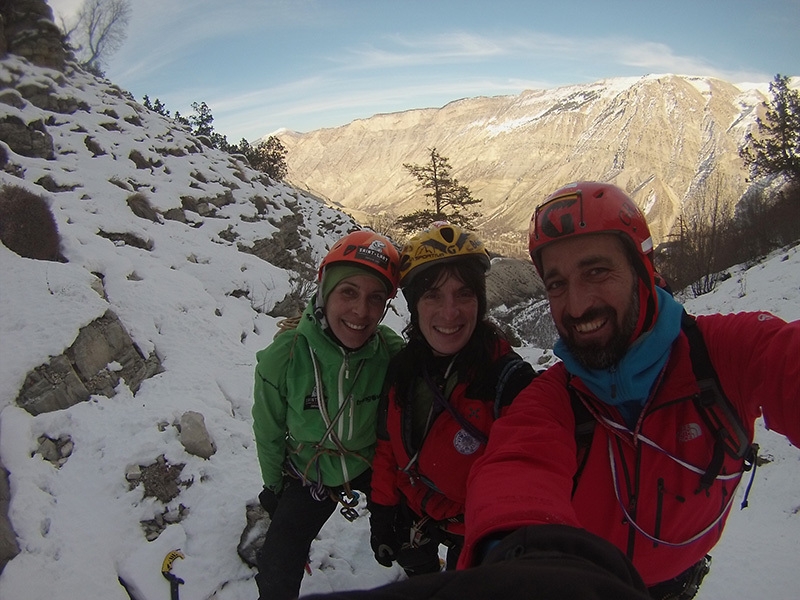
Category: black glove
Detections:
[
  {"x1": 258, "y1": 486, "x2": 281, "y2": 519},
  {"x1": 369, "y1": 503, "x2": 400, "y2": 567},
  {"x1": 480, "y1": 524, "x2": 649, "y2": 596}
]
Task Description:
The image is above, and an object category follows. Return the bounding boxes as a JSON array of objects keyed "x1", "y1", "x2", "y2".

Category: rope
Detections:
[
  {"x1": 287, "y1": 346, "x2": 371, "y2": 505},
  {"x1": 273, "y1": 315, "x2": 301, "y2": 339},
  {"x1": 606, "y1": 436, "x2": 741, "y2": 547}
]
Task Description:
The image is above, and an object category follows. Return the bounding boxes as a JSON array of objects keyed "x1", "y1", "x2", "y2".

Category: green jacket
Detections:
[{"x1": 253, "y1": 299, "x2": 403, "y2": 492}]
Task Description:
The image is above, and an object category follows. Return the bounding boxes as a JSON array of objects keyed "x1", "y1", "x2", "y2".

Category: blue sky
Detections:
[{"x1": 49, "y1": 0, "x2": 799, "y2": 143}]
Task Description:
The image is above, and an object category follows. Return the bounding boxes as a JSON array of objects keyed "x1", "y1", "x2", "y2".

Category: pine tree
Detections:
[
  {"x1": 740, "y1": 74, "x2": 800, "y2": 183},
  {"x1": 187, "y1": 102, "x2": 230, "y2": 151},
  {"x1": 233, "y1": 137, "x2": 288, "y2": 181},
  {"x1": 142, "y1": 96, "x2": 170, "y2": 117},
  {"x1": 252, "y1": 137, "x2": 289, "y2": 181},
  {"x1": 397, "y1": 148, "x2": 481, "y2": 233}
]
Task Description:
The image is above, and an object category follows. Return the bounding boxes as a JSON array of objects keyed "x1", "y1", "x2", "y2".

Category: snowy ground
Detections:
[
  {"x1": 0, "y1": 51, "x2": 798, "y2": 600},
  {"x1": 1, "y1": 238, "x2": 797, "y2": 600}
]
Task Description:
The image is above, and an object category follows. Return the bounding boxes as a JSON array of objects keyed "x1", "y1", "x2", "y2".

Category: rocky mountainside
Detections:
[
  {"x1": 0, "y1": 1, "x2": 370, "y2": 585},
  {"x1": 277, "y1": 75, "x2": 770, "y2": 254}
]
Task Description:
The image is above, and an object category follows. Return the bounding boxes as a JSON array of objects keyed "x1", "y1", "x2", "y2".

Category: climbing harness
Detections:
[{"x1": 285, "y1": 346, "x2": 372, "y2": 522}]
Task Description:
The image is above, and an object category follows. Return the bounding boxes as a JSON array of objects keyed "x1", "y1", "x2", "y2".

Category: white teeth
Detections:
[
  {"x1": 435, "y1": 325, "x2": 461, "y2": 335},
  {"x1": 575, "y1": 319, "x2": 604, "y2": 333},
  {"x1": 344, "y1": 321, "x2": 366, "y2": 331}
]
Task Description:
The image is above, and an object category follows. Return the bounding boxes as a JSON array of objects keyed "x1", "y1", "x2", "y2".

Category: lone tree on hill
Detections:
[
  {"x1": 397, "y1": 148, "x2": 482, "y2": 233},
  {"x1": 60, "y1": 0, "x2": 132, "y2": 75},
  {"x1": 740, "y1": 74, "x2": 800, "y2": 184}
]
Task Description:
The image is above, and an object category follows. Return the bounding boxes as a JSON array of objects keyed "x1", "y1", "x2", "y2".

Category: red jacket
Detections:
[
  {"x1": 461, "y1": 312, "x2": 800, "y2": 585},
  {"x1": 370, "y1": 339, "x2": 529, "y2": 535}
]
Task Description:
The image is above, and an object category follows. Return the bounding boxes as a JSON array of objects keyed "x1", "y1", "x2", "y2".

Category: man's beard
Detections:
[{"x1": 560, "y1": 283, "x2": 640, "y2": 370}]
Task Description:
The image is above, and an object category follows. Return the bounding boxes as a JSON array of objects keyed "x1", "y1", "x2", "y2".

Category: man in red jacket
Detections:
[{"x1": 459, "y1": 181, "x2": 800, "y2": 599}]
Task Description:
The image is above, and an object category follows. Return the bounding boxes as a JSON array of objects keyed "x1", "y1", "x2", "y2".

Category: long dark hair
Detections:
[{"x1": 389, "y1": 259, "x2": 506, "y2": 406}]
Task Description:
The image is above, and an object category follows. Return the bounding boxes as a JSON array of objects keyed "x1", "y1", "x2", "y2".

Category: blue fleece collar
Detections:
[{"x1": 555, "y1": 287, "x2": 683, "y2": 422}]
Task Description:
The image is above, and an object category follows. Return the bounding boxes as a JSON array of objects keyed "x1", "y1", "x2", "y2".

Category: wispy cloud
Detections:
[
  {"x1": 211, "y1": 73, "x2": 557, "y2": 140},
  {"x1": 335, "y1": 31, "x2": 515, "y2": 71},
  {"x1": 330, "y1": 30, "x2": 770, "y2": 83},
  {"x1": 611, "y1": 40, "x2": 770, "y2": 82}
]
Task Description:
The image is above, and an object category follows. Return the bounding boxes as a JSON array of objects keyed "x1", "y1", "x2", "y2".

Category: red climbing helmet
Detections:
[
  {"x1": 317, "y1": 230, "x2": 401, "y2": 298},
  {"x1": 529, "y1": 181, "x2": 654, "y2": 273}
]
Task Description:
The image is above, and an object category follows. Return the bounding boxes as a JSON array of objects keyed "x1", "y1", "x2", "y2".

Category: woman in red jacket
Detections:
[{"x1": 368, "y1": 222, "x2": 535, "y2": 577}]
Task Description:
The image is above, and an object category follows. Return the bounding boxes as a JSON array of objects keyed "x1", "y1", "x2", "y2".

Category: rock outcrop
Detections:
[
  {"x1": 15, "y1": 309, "x2": 163, "y2": 415},
  {"x1": 0, "y1": 0, "x2": 69, "y2": 70},
  {"x1": 0, "y1": 13, "x2": 364, "y2": 579},
  {"x1": 0, "y1": 459, "x2": 18, "y2": 575}
]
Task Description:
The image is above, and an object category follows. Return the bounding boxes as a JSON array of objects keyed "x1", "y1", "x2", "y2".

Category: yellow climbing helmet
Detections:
[{"x1": 398, "y1": 222, "x2": 490, "y2": 287}]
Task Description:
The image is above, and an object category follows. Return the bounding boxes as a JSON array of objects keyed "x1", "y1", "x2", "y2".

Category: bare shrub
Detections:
[
  {"x1": 658, "y1": 179, "x2": 800, "y2": 295},
  {"x1": 267, "y1": 276, "x2": 316, "y2": 318},
  {"x1": 0, "y1": 185, "x2": 64, "y2": 261},
  {"x1": 126, "y1": 192, "x2": 160, "y2": 222},
  {"x1": 771, "y1": 183, "x2": 800, "y2": 246},
  {"x1": 657, "y1": 174, "x2": 734, "y2": 295}
]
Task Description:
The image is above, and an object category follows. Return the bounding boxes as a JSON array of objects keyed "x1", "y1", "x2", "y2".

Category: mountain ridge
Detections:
[{"x1": 276, "y1": 74, "x2": 776, "y2": 254}]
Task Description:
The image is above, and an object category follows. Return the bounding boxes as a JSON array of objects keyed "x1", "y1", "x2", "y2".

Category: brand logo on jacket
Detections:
[
  {"x1": 678, "y1": 422, "x2": 703, "y2": 442},
  {"x1": 356, "y1": 394, "x2": 380, "y2": 405},
  {"x1": 453, "y1": 429, "x2": 481, "y2": 455},
  {"x1": 303, "y1": 388, "x2": 319, "y2": 410}
]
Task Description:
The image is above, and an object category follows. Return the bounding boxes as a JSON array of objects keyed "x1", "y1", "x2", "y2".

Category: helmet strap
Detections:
[
  {"x1": 630, "y1": 264, "x2": 658, "y2": 343},
  {"x1": 314, "y1": 268, "x2": 329, "y2": 330}
]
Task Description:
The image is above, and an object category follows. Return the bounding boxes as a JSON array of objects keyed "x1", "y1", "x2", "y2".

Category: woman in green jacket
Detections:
[{"x1": 252, "y1": 230, "x2": 404, "y2": 600}]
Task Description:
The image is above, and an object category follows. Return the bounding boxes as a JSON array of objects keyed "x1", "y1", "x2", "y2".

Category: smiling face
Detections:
[
  {"x1": 416, "y1": 269, "x2": 479, "y2": 357},
  {"x1": 540, "y1": 233, "x2": 640, "y2": 370},
  {"x1": 324, "y1": 274, "x2": 388, "y2": 350}
]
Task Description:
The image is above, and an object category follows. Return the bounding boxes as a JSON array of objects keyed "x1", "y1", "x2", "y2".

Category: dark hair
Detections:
[{"x1": 390, "y1": 259, "x2": 505, "y2": 406}]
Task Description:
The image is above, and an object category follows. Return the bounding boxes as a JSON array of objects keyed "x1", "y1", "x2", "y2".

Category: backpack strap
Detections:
[
  {"x1": 569, "y1": 313, "x2": 758, "y2": 497},
  {"x1": 680, "y1": 310, "x2": 757, "y2": 492},
  {"x1": 420, "y1": 352, "x2": 535, "y2": 446},
  {"x1": 569, "y1": 379, "x2": 597, "y2": 497},
  {"x1": 424, "y1": 367, "x2": 490, "y2": 445}
]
